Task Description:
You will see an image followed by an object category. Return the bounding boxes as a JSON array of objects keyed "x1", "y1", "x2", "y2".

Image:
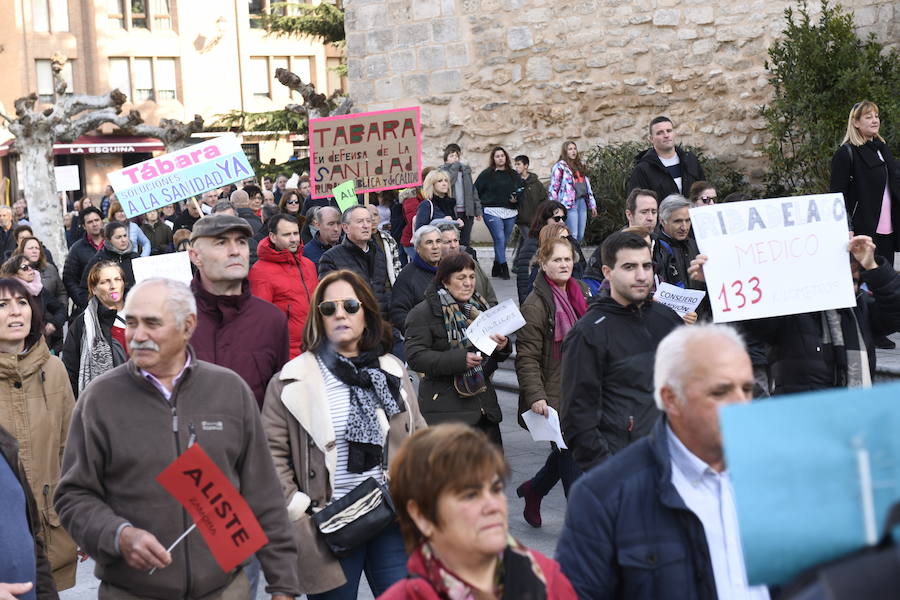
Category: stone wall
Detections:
[{"x1": 344, "y1": 0, "x2": 898, "y2": 182}]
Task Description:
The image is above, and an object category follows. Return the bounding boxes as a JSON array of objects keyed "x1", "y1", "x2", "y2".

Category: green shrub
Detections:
[{"x1": 761, "y1": 0, "x2": 900, "y2": 195}]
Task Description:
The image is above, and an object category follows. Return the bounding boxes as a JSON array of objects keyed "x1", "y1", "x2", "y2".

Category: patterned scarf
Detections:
[
  {"x1": 78, "y1": 297, "x2": 114, "y2": 394},
  {"x1": 318, "y1": 343, "x2": 405, "y2": 473},
  {"x1": 417, "y1": 535, "x2": 548, "y2": 600},
  {"x1": 437, "y1": 288, "x2": 490, "y2": 396}
]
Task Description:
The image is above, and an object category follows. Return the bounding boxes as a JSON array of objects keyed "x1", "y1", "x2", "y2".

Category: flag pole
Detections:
[{"x1": 148, "y1": 523, "x2": 197, "y2": 575}]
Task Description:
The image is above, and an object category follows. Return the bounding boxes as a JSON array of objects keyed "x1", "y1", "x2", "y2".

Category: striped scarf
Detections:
[{"x1": 437, "y1": 288, "x2": 490, "y2": 397}]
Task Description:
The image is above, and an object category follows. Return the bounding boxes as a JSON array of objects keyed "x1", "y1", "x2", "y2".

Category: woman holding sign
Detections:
[
  {"x1": 405, "y1": 252, "x2": 512, "y2": 448},
  {"x1": 514, "y1": 238, "x2": 590, "y2": 527}
]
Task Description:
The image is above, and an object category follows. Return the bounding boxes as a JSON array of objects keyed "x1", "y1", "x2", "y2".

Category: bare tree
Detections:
[
  {"x1": 127, "y1": 114, "x2": 205, "y2": 152},
  {"x1": 0, "y1": 54, "x2": 142, "y2": 263}
]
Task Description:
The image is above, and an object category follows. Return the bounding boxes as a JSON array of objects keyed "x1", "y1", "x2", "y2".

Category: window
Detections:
[
  {"x1": 108, "y1": 0, "x2": 170, "y2": 30},
  {"x1": 291, "y1": 56, "x2": 312, "y2": 87},
  {"x1": 109, "y1": 58, "x2": 131, "y2": 96},
  {"x1": 36, "y1": 59, "x2": 74, "y2": 103},
  {"x1": 248, "y1": 0, "x2": 264, "y2": 29},
  {"x1": 271, "y1": 56, "x2": 289, "y2": 99},
  {"x1": 133, "y1": 58, "x2": 153, "y2": 101},
  {"x1": 50, "y1": 0, "x2": 69, "y2": 31},
  {"x1": 241, "y1": 144, "x2": 260, "y2": 164},
  {"x1": 250, "y1": 57, "x2": 270, "y2": 97},
  {"x1": 33, "y1": 0, "x2": 49, "y2": 32},
  {"x1": 131, "y1": 0, "x2": 147, "y2": 28},
  {"x1": 152, "y1": 0, "x2": 171, "y2": 29},
  {"x1": 156, "y1": 58, "x2": 177, "y2": 100},
  {"x1": 107, "y1": 0, "x2": 124, "y2": 28},
  {"x1": 33, "y1": 0, "x2": 69, "y2": 32}
]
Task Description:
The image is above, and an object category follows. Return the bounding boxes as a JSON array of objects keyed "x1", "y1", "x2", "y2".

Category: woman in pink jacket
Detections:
[{"x1": 547, "y1": 141, "x2": 597, "y2": 242}]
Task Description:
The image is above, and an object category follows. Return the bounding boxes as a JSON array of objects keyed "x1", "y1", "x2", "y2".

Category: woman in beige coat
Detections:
[
  {"x1": 0, "y1": 277, "x2": 76, "y2": 590},
  {"x1": 262, "y1": 269, "x2": 426, "y2": 599}
]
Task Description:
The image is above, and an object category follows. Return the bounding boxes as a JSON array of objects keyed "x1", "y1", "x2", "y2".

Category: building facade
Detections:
[
  {"x1": 0, "y1": 0, "x2": 344, "y2": 200},
  {"x1": 344, "y1": 0, "x2": 898, "y2": 182}
]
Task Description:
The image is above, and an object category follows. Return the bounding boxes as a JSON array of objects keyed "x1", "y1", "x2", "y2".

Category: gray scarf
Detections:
[
  {"x1": 78, "y1": 297, "x2": 113, "y2": 394},
  {"x1": 821, "y1": 309, "x2": 871, "y2": 389}
]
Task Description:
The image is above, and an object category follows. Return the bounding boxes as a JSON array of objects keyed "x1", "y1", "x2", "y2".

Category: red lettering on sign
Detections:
[{"x1": 717, "y1": 277, "x2": 764, "y2": 314}]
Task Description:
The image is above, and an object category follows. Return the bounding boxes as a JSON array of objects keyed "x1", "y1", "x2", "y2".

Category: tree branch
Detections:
[
  {"x1": 58, "y1": 89, "x2": 128, "y2": 120},
  {"x1": 127, "y1": 114, "x2": 205, "y2": 150},
  {"x1": 55, "y1": 108, "x2": 143, "y2": 142}
]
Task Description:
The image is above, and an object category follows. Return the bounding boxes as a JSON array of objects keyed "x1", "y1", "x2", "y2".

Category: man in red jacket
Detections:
[{"x1": 249, "y1": 214, "x2": 318, "y2": 358}]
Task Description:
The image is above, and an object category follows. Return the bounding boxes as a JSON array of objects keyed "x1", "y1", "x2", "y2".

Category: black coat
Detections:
[
  {"x1": 830, "y1": 140, "x2": 900, "y2": 249},
  {"x1": 404, "y1": 288, "x2": 512, "y2": 426},
  {"x1": 62, "y1": 237, "x2": 102, "y2": 310},
  {"x1": 62, "y1": 303, "x2": 127, "y2": 398},
  {"x1": 237, "y1": 207, "x2": 264, "y2": 235},
  {"x1": 560, "y1": 295, "x2": 682, "y2": 472},
  {"x1": 414, "y1": 193, "x2": 456, "y2": 230},
  {"x1": 389, "y1": 259, "x2": 437, "y2": 334},
  {"x1": 743, "y1": 258, "x2": 900, "y2": 395},
  {"x1": 652, "y1": 228, "x2": 710, "y2": 320},
  {"x1": 627, "y1": 146, "x2": 705, "y2": 200},
  {"x1": 318, "y1": 238, "x2": 390, "y2": 318},
  {"x1": 79, "y1": 244, "x2": 138, "y2": 299}
]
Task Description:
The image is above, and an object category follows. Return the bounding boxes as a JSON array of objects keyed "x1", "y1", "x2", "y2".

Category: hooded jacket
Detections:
[
  {"x1": 318, "y1": 238, "x2": 390, "y2": 319},
  {"x1": 560, "y1": 295, "x2": 682, "y2": 472},
  {"x1": 626, "y1": 146, "x2": 705, "y2": 200},
  {"x1": 190, "y1": 275, "x2": 290, "y2": 408},
  {"x1": 0, "y1": 338, "x2": 76, "y2": 590},
  {"x1": 249, "y1": 237, "x2": 318, "y2": 359},
  {"x1": 54, "y1": 351, "x2": 301, "y2": 599}
]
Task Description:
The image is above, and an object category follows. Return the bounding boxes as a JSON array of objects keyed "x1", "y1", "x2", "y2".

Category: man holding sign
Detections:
[{"x1": 55, "y1": 279, "x2": 300, "y2": 599}]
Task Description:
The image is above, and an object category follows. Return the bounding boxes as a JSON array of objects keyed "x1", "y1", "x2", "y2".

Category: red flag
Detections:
[{"x1": 156, "y1": 444, "x2": 269, "y2": 573}]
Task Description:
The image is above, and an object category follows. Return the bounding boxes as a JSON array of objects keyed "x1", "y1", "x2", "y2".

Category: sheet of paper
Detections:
[
  {"x1": 464, "y1": 298, "x2": 526, "y2": 355},
  {"x1": 653, "y1": 282, "x2": 706, "y2": 316},
  {"x1": 55, "y1": 165, "x2": 80, "y2": 192},
  {"x1": 521, "y1": 407, "x2": 567, "y2": 449},
  {"x1": 131, "y1": 252, "x2": 194, "y2": 287}
]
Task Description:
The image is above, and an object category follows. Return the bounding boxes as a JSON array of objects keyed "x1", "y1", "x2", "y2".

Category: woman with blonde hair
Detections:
[{"x1": 415, "y1": 170, "x2": 462, "y2": 231}]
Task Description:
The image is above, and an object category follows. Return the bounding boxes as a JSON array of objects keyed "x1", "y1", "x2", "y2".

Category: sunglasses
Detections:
[
  {"x1": 318, "y1": 298, "x2": 361, "y2": 317},
  {"x1": 699, "y1": 196, "x2": 717, "y2": 204},
  {"x1": 286, "y1": 199, "x2": 300, "y2": 205},
  {"x1": 18, "y1": 263, "x2": 34, "y2": 272},
  {"x1": 550, "y1": 215, "x2": 565, "y2": 222}
]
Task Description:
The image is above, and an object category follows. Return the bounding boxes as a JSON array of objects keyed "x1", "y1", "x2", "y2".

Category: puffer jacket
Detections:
[
  {"x1": 626, "y1": 146, "x2": 705, "y2": 200},
  {"x1": 0, "y1": 338, "x2": 76, "y2": 590},
  {"x1": 548, "y1": 160, "x2": 596, "y2": 211},
  {"x1": 400, "y1": 189, "x2": 423, "y2": 247},
  {"x1": 249, "y1": 237, "x2": 318, "y2": 359},
  {"x1": 318, "y1": 238, "x2": 390, "y2": 319},
  {"x1": 516, "y1": 275, "x2": 591, "y2": 427},
  {"x1": 260, "y1": 351, "x2": 426, "y2": 595},
  {"x1": 405, "y1": 287, "x2": 512, "y2": 426},
  {"x1": 0, "y1": 425, "x2": 59, "y2": 600},
  {"x1": 560, "y1": 295, "x2": 682, "y2": 472}
]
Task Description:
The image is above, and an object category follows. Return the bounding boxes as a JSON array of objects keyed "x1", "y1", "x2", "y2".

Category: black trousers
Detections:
[
  {"x1": 873, "y1": 233, "x2": 896, "y2": 267},
  {"x1": 474, "y1": 414, "x2": 503, "y2": 450}
]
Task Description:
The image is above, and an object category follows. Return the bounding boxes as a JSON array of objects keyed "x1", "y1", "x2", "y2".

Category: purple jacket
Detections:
[{"x1": 190, "y1": 274, "x2": 289, "y2": 408}]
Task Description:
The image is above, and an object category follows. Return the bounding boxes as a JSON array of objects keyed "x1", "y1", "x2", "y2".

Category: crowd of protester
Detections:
[{"x1": 0, "y1": 102, "x2": 897, "y2": 599}]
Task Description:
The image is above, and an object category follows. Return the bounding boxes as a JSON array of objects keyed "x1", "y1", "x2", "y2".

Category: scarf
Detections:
[
  {"x1": 317, "y1": 343, "x2": 405, "y2": 473},
  {"x1": 17, "y1": 276, "x2": 43, "y2": 297},
  {"x1": 104, "y1": 240, "x2": 134, "y2": 255},
  {"x1": 437, "y1": 287, "x2": 490, "y2": 396},
  {"x1": 78, "y1": 297, "x2": 114, "y2": 394},
  {"x1": 416, "y1": 535, "x2": 548, "y2": 600},
  {"x1": 821, "y1": 309, "x2": 871, "y2": 388},
  {"x1": 547, "y1": 276, "x2": 587, "y2": 360},
  {"x1": 413, "y1": 253, "x2": 438, "y2": 274}
]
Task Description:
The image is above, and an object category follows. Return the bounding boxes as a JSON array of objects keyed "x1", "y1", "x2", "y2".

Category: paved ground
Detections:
[{"x1": 61, "y1": 244, "x2": 900, "y2": 599}]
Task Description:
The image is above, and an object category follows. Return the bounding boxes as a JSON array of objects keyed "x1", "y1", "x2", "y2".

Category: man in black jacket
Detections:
[
  {"x1": 318, "y1": 205, "x2": 390, "y2": 318},
  {"x1": 652, "y1": 194, "x2": 709, "y2": 320},
  {"x1": 62, "y1": 207, "x2": 105, "y2": 311},
  {"x1": 627, "y1": 116, "x2": 705, "y2": 200},
  {"x1": 561, "y1": 231, "x2": 682, "y2": 472},
  {"x1": 390, "y1": 225, "x2": 442, "y2": 334}
]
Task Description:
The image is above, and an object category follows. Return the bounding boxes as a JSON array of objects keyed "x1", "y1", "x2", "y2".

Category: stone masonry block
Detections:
[
  {"x1": 526, "y1": 56, "x2": 552, "y2": 81},
  {"x1": 685, "y1": 6, "x2": 714, "y2": 24},
  {"x1": 431, "y1": 69, "x2": 462, "y2": 93},
  {"x1": 367, "y1": 29, "x2": 395, "y2": 53},
  {"x1": 507, "y1": 26, "x2": 534, "y2": 50},
  {"x1": 653, "y1": 9, "x2": 680, "y2": 26},
  {"x1": 403, "y1": 73, "x2": 430, "y2": 96},
  {"x1": 432, "y1": 17, "x2": 462, "y2": 43},
  {"x1": 413, "y1": 0, "x2": 441, "y2": 20},
  {"x1": 418, "y1": 46, "x2": 447, "y2": 70}
]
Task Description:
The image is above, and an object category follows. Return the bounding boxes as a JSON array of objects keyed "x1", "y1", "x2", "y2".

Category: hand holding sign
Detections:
[
  {"x1": 464, "y1": 299, "x2": 525, "y2": 355},
  {"x1": 119, "y1": 526, "x2": 171, "y2": 572}
]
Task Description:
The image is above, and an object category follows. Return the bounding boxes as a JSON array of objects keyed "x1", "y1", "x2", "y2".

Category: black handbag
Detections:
[{"x1": 312, "y1": 476, "x2": 396, "y2": 557}]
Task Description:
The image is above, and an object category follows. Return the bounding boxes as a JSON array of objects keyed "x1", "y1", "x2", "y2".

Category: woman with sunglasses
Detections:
[
  {"x1": 404, "y1": 252, "x2": 511, "y2": 448},
  {"x1": 0, "y1": 277, "x2": 77, "y2": 590},
  {"x1": 261, "y1": 269, "x2": 426, "y2": 599},
  {"x1": 0, "y1": 254, "x2": 66, "y2": 348},
  {"x1": 514, "y1": 201, "x2": 566, "y2": 304},
  {"x1": 688, "y1": 181, "x2": 717, "y2": 207},
  {"x1": 17, "y1": 236, "x2": 67, "y2": 349},
  {"x1": 279, "y1": 188, "x2": 303, "y2": 217}
]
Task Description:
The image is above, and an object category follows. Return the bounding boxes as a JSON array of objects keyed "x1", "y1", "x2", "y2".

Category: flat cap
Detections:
[{"x1": 190, "y1": 213, "x2": 253, "y2": 242}]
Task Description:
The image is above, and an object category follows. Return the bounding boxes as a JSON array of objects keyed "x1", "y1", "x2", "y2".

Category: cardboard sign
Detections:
[
  {"x1": 652, "y1": 282, "x2": 706, "y2": 316},
  {"x1": 156, "y1": 444, "x2": 269, "y2": 573},
  {"x1": 132, "y1": 252, "x2": 193, "y2": 287},
  {"x1": 309, "y1": 107, "x2": 422, "y2": 199},
  {"x1": 54, "y1": 165, "x2": 80, "y2": 192},
  {"x1": 464, "y1": 298, "x2": 526, "y2": 355},
  {"x1": 720, "y1": 382, "x2": 900, "y2": 585},
  {"x1": 332, "y1": 180, "x2": 358, "y2": 213},
  {"x1": 690, "y1": 193, "x2": 856, "y2": 323},
  {"x1": 109, "y1": 134, "x2": 253, "y2": 219}
]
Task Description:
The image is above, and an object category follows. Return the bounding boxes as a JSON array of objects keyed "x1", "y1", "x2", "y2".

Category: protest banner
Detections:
[
  {"x1": 464, "y1": 298, "x2": 526, "y2": 355},
  {"x1": 309, "y1": 106, "x2": 422, "y2": 199},
  {"x1": 720, "y1": 382, "x2": 900, "y2": 585},
  {"x1": 54, "y1": 165, "x2": 80, "y2": 192},
  {"x1": 332, "y1": 180, "x2": 358, "y2": 213},
  {"x1": 156, "y1": 444, "x2": 268, "y2": 573},
  {"x1": 690, "y1": 193, "x2": 856, "y2": 323},
  {"x1": 108, "y1": 133, "x2": 253, "y2": 219},
  {"x1": 652, "y1": 282, "x2": 706, "y2": 316},
  {"x1": 132, "y1": 252, "x2": 193, "y2": 287}
]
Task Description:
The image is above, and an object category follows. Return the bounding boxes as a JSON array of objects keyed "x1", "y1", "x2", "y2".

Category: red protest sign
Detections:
[{"x1": 156, "y1": 444, "x2": 268, "y2": 573}]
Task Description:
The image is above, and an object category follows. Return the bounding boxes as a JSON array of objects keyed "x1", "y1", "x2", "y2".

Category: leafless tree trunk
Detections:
[{"x1": 127, "y1": 114, "x2": 205, "y2": 152}]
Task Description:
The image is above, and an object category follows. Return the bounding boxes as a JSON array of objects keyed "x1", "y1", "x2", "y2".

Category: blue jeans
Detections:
[
  {"x1": 403, "y1": 246, "x2": 415, "y2": 260},
  {"x1": 566, "y1": 198, "x2": 589, "y2": 242},
  {"x1": 245, "y1": 554, "x2": 260, "y2": 599},
  {"x1": 483, "y1": 212, "x2": 516, "y2": 264},
  {"x1": 307, "y1": 523, "x2": 408, "y2": 600}
]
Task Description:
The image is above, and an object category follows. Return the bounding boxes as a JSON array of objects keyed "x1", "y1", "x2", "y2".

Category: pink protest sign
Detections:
[{"x1": 309, "y1": 106, "x2": 422, "y2": 199}]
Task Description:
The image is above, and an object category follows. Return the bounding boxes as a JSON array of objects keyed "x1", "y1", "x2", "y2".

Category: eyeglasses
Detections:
[
  {"x1": 550, "y1": 215, "x2": 565, "y2": 222},
  {"x1": 286, "y1": 199, "x2": 300, "y2": 205},
  {"x1": 699, "y1": 196, "x2": 717, "y2": 204},
  {"x1": 318, "y1": 298, "x2": 361, "y2": 317},
  {"x1": 18, "y1": 263, "x2": 34, "y2": 272}
]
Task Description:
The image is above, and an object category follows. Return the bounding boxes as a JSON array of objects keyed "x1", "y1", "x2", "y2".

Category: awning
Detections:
[{"x1": 0, "y1": 135, "x2": 165, "y2": 157}]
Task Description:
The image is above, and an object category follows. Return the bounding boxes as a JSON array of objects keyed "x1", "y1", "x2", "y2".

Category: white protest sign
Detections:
[
  {"x1": 54, "y1": 165, "x2": 80, "y2": 192},
  {"x1": 464, "y1": 298, "x2": 526, "y2": 355},
  {"x1": 690, "y1": 193, "x2": 855, "y2": 323},
  {"x1": 108, "y1": 133, "x2": 254, "y2": 219},
  {"x1": 521, "y1": 407, "x2": 568, "y2": 449},
  {"x1": 653, "y1": 282, "x2": 706, "y2": 317},
  {"x1": 131, "y1": 252, "x2": 193, "y2": 287}
]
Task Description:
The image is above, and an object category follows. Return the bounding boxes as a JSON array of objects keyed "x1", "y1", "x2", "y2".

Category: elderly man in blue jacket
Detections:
[{"x1": 556, "y1": 323, "x2": 770, "y2": 600}]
